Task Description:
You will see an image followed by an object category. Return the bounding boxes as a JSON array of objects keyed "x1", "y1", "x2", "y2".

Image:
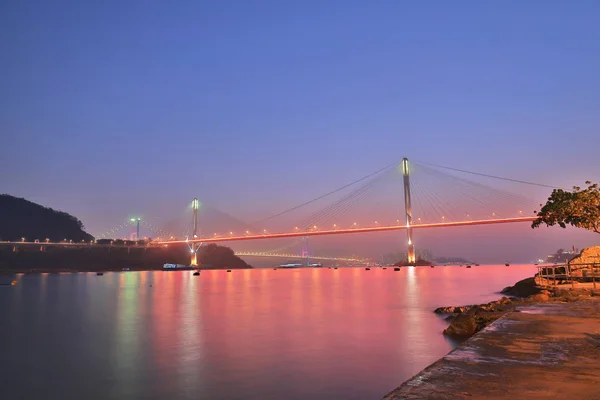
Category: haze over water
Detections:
[{"x1": 1, "y1": 266, "x2": 535, "y2": 399}]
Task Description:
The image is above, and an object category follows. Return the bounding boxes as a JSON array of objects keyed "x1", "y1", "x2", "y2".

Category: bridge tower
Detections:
[
  {"x1": 302, "y1": 236, "x2": 310, "y2": 266},
  {"x1": 190, "y1": 198, "x2": 200, "y2": 266},
  {"x1": 402, "y1": 158, "x2": 416, "y2": 264}
]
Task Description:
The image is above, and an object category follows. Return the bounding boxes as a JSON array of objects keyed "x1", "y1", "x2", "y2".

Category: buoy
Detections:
[
  {"x1": 334, "y1": 267, "x2": 338, "y2": 269},
  {"x1": 394, "y1": 267, "x2": 400, "y2": 271},
  {"x1": 430, "y1": 265, "x2": 435, "y2": 268},
  {"x1": 273, "y1": 268, "x2": 277, "y2": 270},
  {"x1": 11, "y1": 280, "x2": 17, "y2": 286},
  {"x1": 466, "y1": 265, "x2": 472, "y2": 269},
  {"x1": 193, "y1": 271, "x2": 200, "y2": 276},
  {"x1": 382, "y1": 267, "x2": 387, "y2": 270},
  {"x1": 505, "y1": 263, "x2": 510, "y2": 267}
]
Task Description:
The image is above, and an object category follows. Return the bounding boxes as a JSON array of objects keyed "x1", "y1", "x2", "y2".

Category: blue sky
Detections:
[{"x1": 1, "y1": 1, "x2": 599, "y2": 257}]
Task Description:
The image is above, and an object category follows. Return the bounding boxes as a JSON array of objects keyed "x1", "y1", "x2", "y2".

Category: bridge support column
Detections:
[
  {"x1": 190, "y1": 198, "x2": 200, "y2": 266},
  {"x1": 302, "y1": 237, "x2": 309, "y2": 266},
  {"x1": 402, "y1": 158, "x2": 416, "y2": 264}
]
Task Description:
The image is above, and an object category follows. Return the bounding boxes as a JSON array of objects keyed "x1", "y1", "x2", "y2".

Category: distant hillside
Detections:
[{"x1": 0, "y1": 194, "x2": 93, "y2": 242}]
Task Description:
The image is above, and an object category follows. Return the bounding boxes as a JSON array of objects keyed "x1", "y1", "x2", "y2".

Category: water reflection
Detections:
[{"x1": 0, "y1": 265, "x2": 537, "y2": 400}]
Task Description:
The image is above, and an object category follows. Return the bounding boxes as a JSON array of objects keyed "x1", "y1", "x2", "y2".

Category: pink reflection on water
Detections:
[{"x1": 112, "y1": 265, "x2": 536, "y2": 399}]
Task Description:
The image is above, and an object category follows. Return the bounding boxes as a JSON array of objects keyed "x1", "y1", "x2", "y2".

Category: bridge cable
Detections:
[
  {"x1": 251, "y1": 159, "x2": 401, "y2": 225},
  {"x1": 412, "y1": 161, "x2": 560, "y2": 189}
]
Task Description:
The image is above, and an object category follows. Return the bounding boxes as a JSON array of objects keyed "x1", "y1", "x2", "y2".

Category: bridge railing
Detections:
[{"x1": 536, "y1": 261, "x2": 600, "y2": 290}]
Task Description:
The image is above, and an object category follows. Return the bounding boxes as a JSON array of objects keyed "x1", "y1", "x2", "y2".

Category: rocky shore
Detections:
[
  {"x1": 436, "y1": 276, "x2": 600, "y2": 339},
  {"x1": 384, "y1": 298, "x2": 600, "y2": 399}
]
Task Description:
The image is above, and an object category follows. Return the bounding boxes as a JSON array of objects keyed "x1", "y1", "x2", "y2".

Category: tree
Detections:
[{"x1": 532, "y1": 181, "x2": 600, "y2": 234}]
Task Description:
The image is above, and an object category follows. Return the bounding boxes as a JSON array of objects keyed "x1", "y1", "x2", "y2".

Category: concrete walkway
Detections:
[{"x1": 383, "y1": 299, "x2": 600, "y2": 399}]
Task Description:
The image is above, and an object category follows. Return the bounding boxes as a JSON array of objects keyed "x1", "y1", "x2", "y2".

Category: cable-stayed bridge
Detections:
[{"x1": 3, "y1": 159, "x2": 556, "y2": 265}]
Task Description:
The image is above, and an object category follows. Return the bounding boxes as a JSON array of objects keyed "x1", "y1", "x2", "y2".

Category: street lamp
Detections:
[{"x1": 130, "y1": 218, "x2": 141, "y2": 240}]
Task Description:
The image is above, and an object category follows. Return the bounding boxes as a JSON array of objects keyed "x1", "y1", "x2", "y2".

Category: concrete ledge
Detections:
[{"x1": 382, "y1": 299, "x2": 600, "y2": 399}]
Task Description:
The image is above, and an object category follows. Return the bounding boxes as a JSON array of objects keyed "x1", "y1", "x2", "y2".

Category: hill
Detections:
[
  {"x1": 197, "y1": 243, "x2": 250, "y2": 269},
  {"x1": 0, "y1": 194, "x2": 94, "y2": 242}
]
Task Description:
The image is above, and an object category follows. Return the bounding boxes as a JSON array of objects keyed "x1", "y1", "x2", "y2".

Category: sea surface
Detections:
[{"x1": 0, "y1": 265, "x2": 536, "y2": 399}]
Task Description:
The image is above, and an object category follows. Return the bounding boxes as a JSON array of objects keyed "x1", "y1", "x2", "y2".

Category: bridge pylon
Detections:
[
  {"x1": 301, "y1": 236, "x2": 309, "y2": 266},
  {"x1": 190, "y1": 198, "x2": 200, "y2": 266},
  {"x1": 402, "y1": 158, "x2": 416, "y2": 264}
]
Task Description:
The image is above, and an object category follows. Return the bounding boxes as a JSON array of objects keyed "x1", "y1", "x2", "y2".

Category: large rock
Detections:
[
  {"x1": 443, "y1": 313, "x2": 477, "y2": 337},
  {"x1": 501, "y1": 277, "x2": 541, "y2": 297},
  {"x1": 528, "y1": 293, "x2": 550, "y2": 303},
  {"x1": 570, "y1": 246, "x2": 600, "y2": 265},
  {"x1": 434, "y1": 305, "x2": 472, "y2": 314}
]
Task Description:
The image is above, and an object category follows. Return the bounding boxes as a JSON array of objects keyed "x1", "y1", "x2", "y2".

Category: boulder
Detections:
[
  {"x1": 443, "y1": 313, "x2": 478, "y2": 337},
  {"x1": 528, "y1": 293, "x2": 550, "y2": 303},
  {"x1": 434, "y1": 305, "x2": 472, "y2": 314},
  {"x1": 501, "y1": 277, "x2": 542, "y2": 297},
  {"x1": 569, "y1": 246, "x2": 600, "y2": 265}
]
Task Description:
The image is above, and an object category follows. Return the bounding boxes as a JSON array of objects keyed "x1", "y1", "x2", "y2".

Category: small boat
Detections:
[
  {"x1": 279, "y1": 263, "x2": 303, "y2": 269},
  {"x1": 365, "y1": 267, "x2": 371, "y2": 271},
  {"x1": 382, "y1": 267, "x2": 387, "y2": 270},
  {"x1": 394, "y1": 267, "x2": 401, "y2": 271},
  {"x1": 193, "y1": 271, "x2": 200, "y2": 276},
  {"x1": 163, "y1": 263, "x2": 194, "y2": 271},
  {"x1": 333, "y1": 267, "x2": 338, "y2": 270},
  {"x1": 96, "y1": 272, "x2": 104, "y2": 276},
  {"x1": 505, "y1": 262, "x2": 510, "y2": 267},
  {"x1": 430, "y1": 265, "x2": 435, "y2": 268},
  {"x1": 226, "y1": 269, "x2": 231, "y2": 272},
  {"x1": 466, "y1": 265, "x2": 472, "y2": 269}
]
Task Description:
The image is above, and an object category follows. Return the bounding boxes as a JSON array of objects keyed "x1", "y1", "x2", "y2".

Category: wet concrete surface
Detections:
[{"x1": 383, "y1": 299, "x2": 600, "y2": 399}]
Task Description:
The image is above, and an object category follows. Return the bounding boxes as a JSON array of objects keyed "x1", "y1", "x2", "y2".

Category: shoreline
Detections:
[
  {"x1": 383, "y1": 276, "x2": 600, "y2": 399},
  {"x1": 0, "y1": 266, "x2": 252, "y2": 275},
  {"x1": 383, "y1": 298, "x2": 600, "y2": 399}
]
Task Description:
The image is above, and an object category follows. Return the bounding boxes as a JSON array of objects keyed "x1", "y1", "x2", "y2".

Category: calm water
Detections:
[{"x1": 0, "y1": 265, "x2": 535, "y2": 399}]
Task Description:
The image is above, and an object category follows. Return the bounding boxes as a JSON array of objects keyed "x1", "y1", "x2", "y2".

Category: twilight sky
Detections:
[{"x1": 1, "y1": 1, "x2": 599, "y2": 260}]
